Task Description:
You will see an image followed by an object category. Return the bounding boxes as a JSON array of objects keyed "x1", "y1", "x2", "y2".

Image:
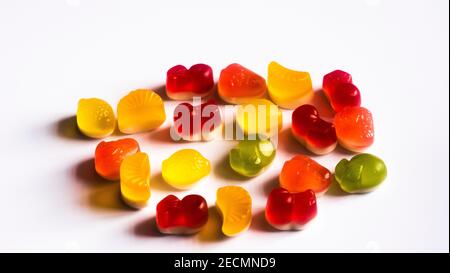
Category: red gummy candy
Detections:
[
  {"x1": 166, "y1": 64, "x2": 214, "y2": 100},
  {"x1": 291, "y1": 104, "x2": 337, "y2": 155},
  {"x1": 322, "y1": 70, "x2": 361, "y2": 112},
  {"x1": 173, "y1": 99, "x2": 221, "y2": 141},
  {"x1": 265, "y1": 187, "x2": 317, "y2": 230},
  {"x1": 156, "y1": 194, "x2": 209, "y2": 234},
  {"x1": 323, "y1": 70, "x2": 352, "y2": 94},
  {"x1": 94, "y1": 138, "x2": 140, "y2": 181}
]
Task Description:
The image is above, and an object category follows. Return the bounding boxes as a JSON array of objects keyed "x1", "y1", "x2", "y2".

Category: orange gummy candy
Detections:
[
  {"x1": 218, "y1": 63, "x2": 266, "y2": 104},
  {"x1": 279, "y1": 155, "x2": 332, "y2": 196},
  {"x1": 333, "y1": 107, "x2": 374, "y2": 152},
  {"x1": 95, "y1": 138, "x2": 140, "y2": 181}
]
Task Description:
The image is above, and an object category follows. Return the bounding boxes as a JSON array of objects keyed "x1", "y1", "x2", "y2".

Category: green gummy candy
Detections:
[
  {"x1": 335, "y1": 153, "x2": 387, "y2": 193},
  {"x1": 229, "y1": 138, "x2": 276, "y2": 177}
]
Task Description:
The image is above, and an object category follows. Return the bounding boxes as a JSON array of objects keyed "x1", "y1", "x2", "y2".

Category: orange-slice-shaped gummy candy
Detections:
[
  {"x1": 120, "y1": 152, "x2": 151, "y2": 209},
  {"x1": 216, "y1": 186, "x2": 252, "y2": 236},
  {"x1": 117, "y1": 89, "x2": 166, "y2": 134},
  {"x1": 267, "y1": 61, "x2": 313, "y2": 109}
]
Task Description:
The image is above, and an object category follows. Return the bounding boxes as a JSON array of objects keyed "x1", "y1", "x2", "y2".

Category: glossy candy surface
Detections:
[
  {"x1": 216, "y1": 186, "x2": 252, "y2": 237},
  {"x1": 322, "y1": 70, "x2": 361, "y2": 112},
  {"x1": 335, "y1": 153, "x2": 387, "y2": 193},
  {"x1": 236, "y1": 99, "x2": 282, "y2": 137},
  {"x1": 267, "y1": 61, "x2": 313, "y2": 109},
  {"x1": 279, "y1": 155, "x2": 332, "y2": 196},
  {"x1": 117, "y1": 89, "x2": 166, "y2": 134},
  {"x1": 173, "y1": 99, "x2": 222, "y2": 141},
  {"x1": 120, "y1": 152, "x2": 151, "y2": 209},
  {"x1": 218, "y1": 63, "x2": 266, "y2": 104},
  {"x1": 292, "y1": 104, "x2": 337, "y2": 155},
  {"x1": 265, "y1": 188, "x2": 317, "y2": 230},
  {"x1": 166, "y1": 64, "x2": 214, "y2": 100},
  {"x1": 334, "y1": 106, "x2": 374, "y2": 152},
  {"x1": 95, "y1": 138, "x2": 140, "y2": 181},
  {"x1": 229, "y1": 138, "x2": 275, "y2": 177},
  {"x1": 156, "y1": 194, "x2": 209, "y2": 234},
  {"x1": 77, "y1": 98, "x2": 115, "y2": 138},
  {"x1": 162, "y1": 149, "x2": 211, "y2": 189}
]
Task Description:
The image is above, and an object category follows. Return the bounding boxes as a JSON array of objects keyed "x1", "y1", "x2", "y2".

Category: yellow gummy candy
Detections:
[
  {"x1": 76, "y1": 98, "x2": 115, "y2": 138},
  {"x1": 120, "y1": 152, "x2": 151, "y2": 209},
  {"x1": 216, "y1": 186, "x2": 252, "y2": 237},
  {"x1": 162, "y1": 149, "x2": 210, "y2": 189},
  {"x1": 236, "y1": 98, "x2": 282, "y2": 137},
  {"x1": 117, "y1": 89, "x2": 166, "y2": 134},
  {"x1": 267, "y1": 61, "x2": 313, "y2": 109}
]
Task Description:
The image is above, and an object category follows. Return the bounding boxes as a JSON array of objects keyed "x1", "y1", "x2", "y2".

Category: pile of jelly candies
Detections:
[{"x1": 76, "y1": 62, "x2": 387, "y2": 236}]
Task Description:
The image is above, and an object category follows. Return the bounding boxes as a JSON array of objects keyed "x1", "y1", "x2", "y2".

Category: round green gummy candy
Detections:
[
  {"x1": 229, "y1": 137, "x2": 276, "y2": 177},
  {"x1": 335, "y1": 153, "x2": 387, "y2": 193}
]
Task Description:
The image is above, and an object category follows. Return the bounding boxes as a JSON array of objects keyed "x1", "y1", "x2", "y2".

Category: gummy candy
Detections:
[
  {"x1": 229, "y1": 137, "x2": 275, "y2": 177},
  {"x1": 236, "y1": 99, "x2": 282, "y2": 137},
  {"x1": 216, "y1": 186, "x2": 252, "y2": 236},
  {"x1": 265, "y1": 188, "x2": 317, "y2": 230},
  {"x1": 173, "y1": 99, "x2": 222, "y2": 141},
  {"x1": 166, "y1": 64, "x2": 214, "y2": 100},
  {"x1": 95, "y1": 138, "x2": 140, "y2": 181},
  {"x1": 117, "y1": 89, "x2": 166, "y2": 134},
  {"x1": 334, "y1": 106, "x2": 374, "y2": 152},
  {"x1": 162, "y1": 149, "x2": 210, "y2": 189},
  {"x1": 156, "y1": 194, "x2": 209, "y2": 235},
  {"x1": 218, "y1": 63, "x2": 266, "y2": 104},
  {"x1": 291, "y1": 104, "x2": 337, "y2": 155},
  {"x1": 335, "y1": 153, "x2": 387, "y2": 193},
  {"x1": 267, "y1": 61, "x2": 313, "y2": 109},
  {"x1": 322, "y1": 70, "x2": 352, "y2": 94},
  {"x1": 322, "y1": 70, "x2": 361, "y2": 112},
  {"x1": 120, "y1": 152, "x2": 151, "y2": 209},
  {"x1": 279, "y1": 155, "x2": 332, "y2": 196},
  {"x1": 76, "y1": 98, "x2": 115, "y2": 138}
]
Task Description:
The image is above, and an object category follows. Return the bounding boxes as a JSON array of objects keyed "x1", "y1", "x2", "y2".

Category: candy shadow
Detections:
[
  {"x1": 112, "y1": 123, "x2": 126, "y2": 137},
  {"x1": 277, "y1": 127, "x2": 314, "y2": 157},
  {"x1": 250, "y1": 209, "x2": 275, "y2": 232},
  {"x1": 147, "y1": 126, "x2": 176, "y2": 144},
  {"x1": 213, "y1": 153, "x2": 251, "y2": 182},
  {"x1": 151, "y1": 84, "x2": 169, "y2": 101},
  {"x1": 74, "y1": 158, "x2": 131, "y2": 211},
  {"x1": 210, "y1": 83, "x2": 228, "y2": 105},
  {"x1": 56, "y1": 116, "x2": 93, "y2": 141},
  {"x1": 134, "y1": 216, "x2": 166, "y2": 237},
  {"x1": 74, "y1": 158, "x2": 104, "y2": 187},
  {"x1": 151, "y1": 172, "x2": 183, "y2": 192},
  {"x1": 262, "y1": 175, "x2": 279, "y2": 196},
  {"x1": 197, "y1": 207, "x2": 227, "y2": 242},
  {"x1": 333, "y1": 145, "x2": 358, "y2": 156},
  {"x1": 148, "y1": 126, "x2": 193, "y2": 144},
  {"x1": 310, "y1": 89, "x2": 335, "y2": 120},
  {"x1": 326, "y1": 176, "x2": 348, "y2": 197},
  {"x1": 89, "y1": 183, "x2": 132, "y2": 211}
]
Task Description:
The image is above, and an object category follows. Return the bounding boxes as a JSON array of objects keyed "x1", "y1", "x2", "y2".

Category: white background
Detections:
[{"x1": 0, "y1": 0, "x2": 448, "y2": 252}]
